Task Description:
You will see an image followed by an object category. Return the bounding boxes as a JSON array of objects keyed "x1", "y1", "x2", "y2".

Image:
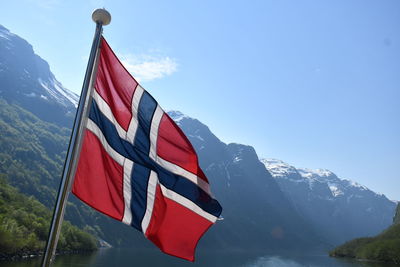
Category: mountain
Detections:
[
  {"x1": 168, "y1": 111, "x2": 324, "y2": 250},
  {"x1": 0, "y1": 24, "x2": 396, "y2": 256},
  {"x1": 0, "y1": 24, "x2": 78, "y2": 128},
  {"x1": 261, "y1": 158, "x2": 396, "y2": 245}
]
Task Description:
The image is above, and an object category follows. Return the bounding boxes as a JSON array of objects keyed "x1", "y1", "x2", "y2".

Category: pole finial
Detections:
[{"x1": 92, "y1": 8, "x2": 111, "y2": 25}]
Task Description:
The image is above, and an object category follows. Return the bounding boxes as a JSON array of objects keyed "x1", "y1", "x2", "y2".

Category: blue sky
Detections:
[{"x1": 1, "y1": 0, "x2": 399, "y2": 200}]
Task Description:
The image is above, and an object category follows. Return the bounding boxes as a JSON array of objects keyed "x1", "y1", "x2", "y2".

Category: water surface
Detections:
[{"x1": 1, "y1": 249, "x2": 397, "y2": 267}]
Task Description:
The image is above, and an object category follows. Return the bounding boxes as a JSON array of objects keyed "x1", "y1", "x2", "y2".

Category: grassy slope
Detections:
[{"x1": 329, "y1": 223, "x2": 400, "y2": 264}]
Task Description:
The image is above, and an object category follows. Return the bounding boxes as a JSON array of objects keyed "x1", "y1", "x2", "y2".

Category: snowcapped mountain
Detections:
[
  {"x1": 261, "y1": 158, "x2": 396, "y2": 245},
  {"x1": 0, "y1": 24, "x2": 78, "y2": 127}
]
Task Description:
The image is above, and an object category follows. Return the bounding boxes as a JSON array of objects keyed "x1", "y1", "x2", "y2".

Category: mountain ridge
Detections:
[
  {"x1": 0, "y1": 24, "x2": 78, "y2": 128},
  {"x1": 262, "y1": 158, "x2": 391, "y2": 201}
]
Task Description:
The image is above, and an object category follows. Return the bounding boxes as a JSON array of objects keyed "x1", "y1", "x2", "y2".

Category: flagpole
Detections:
[{"x1": 41, "y1": 9, "x2": 111, "y2": 267}]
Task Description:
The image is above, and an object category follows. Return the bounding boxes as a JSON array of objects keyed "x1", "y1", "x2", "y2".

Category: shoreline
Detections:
[
  {"x1": 330, "y1": 254, "x2": 399, "y2": 265},
  {"x1": 0, "y1": 249, "x2": 96, "y2": 262}
]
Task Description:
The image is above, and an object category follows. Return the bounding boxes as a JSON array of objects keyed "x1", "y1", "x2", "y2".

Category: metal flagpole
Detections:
[{"x1": 41, "y1": 9, "x2": 111, "y2": 267}]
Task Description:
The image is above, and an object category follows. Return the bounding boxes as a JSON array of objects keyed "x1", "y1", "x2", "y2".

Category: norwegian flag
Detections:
[{"x1": 72, "y1": 37, "x2": 222, "y2": 261}]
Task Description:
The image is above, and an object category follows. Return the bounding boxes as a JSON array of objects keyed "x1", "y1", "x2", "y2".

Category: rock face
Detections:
[
  {"x1": 262, "y1": 158, "x2": 396, "y2": 245},
  {"x1": 394, "y1": 203, "x2": 400, "y2": 225},
  {"x1": 0, "y1": 25, "x2": 78, "y2": 127}
]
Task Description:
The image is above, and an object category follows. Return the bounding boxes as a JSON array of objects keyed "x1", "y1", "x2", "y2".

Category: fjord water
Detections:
[{"x1": 1, "y1": 249, "x2": 398, "y2": 267}]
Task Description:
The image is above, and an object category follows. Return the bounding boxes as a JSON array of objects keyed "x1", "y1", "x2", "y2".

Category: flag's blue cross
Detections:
[{"x1": 88, "y1": 92, "x2": 221, "y2": 232}]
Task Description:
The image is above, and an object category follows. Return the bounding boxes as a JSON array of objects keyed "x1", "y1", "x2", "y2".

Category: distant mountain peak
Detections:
[
  {"x1": 262, "y1": 158, "x2": 337, "y2": 186},
  {"x1": 0, "y1": 25, "x2": 14, "y2": 40},
  {"x1": 261, "y1": 158, "x2": 385, "y2": 199},
  {"x1": 260, "y1": 158, "x2": 299, "y2": 178},
  {"x1": 342, "y1": 178, "x2": 369, "y2": 191},
  {"x1": 167, "y1": 110, "x2": 188, "y2": 123},
  {"x1": 297, "y1": 168, "x2": 335, "y2": 180}
]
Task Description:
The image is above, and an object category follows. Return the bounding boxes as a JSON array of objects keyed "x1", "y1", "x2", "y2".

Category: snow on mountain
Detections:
[
  {"x1": 262, "y1": 158, "x2": 381, "y2": 200},
  {"x1": 260, "y1": 158, "x2": 298, "y2": 178},
  {"x1": 298, "y1": 168, "x2": 335, "y2": 180},
  {"x1": 167, "y1": 110, "x2": 190, "y2": 124},
  {"x1": 0, "y1": 24, "x2": 79, "y2": 127},
  {"x1": 38, "y1": 77, "x2": 78, "y2": 108}
]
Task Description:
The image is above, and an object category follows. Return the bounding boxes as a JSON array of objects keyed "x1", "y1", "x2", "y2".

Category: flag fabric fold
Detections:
[{"x1": 72, "y1": 37, "x2": 222, "y2": 261}]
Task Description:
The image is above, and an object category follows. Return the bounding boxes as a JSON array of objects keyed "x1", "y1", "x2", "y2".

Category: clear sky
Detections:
[{"x1": 1, "y1": 0, "x2": 399, "y2": 200}]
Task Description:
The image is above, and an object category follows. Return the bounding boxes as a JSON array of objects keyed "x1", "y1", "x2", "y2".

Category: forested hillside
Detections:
[
  {"x1": 0, "y1": 174, "x2": 97, "y2": 259},
  {"x1": 0, "y1": 98, "x2": 68, "y2": 206},
  {"x1": 0, "y1": 98, "x2": 145, "y2": 249},
  {"x1": 330, "y1": 204, "x2": 400, "y2": 264},
  {"x1": 329, "y1": 222, "x2": 400, "y2": 264}
]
